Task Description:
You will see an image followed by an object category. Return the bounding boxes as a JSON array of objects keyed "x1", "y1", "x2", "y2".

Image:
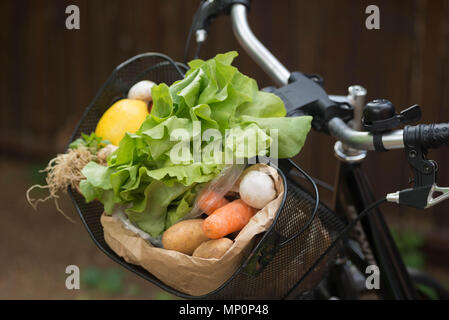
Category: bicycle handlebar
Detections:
[
  {"x1": 231, "y1": 4, "x2": 290, "y2": 86},
  {"x1": 328, "y1": 119, "x2": 449, "y2": 151},
  {"x1": 232, "y1": 2, "x2": 449, "y2": 154},
  {"x1": 230, "y1": 4, "x2": 405, "y2": 151},
  {"x1": 229, "y1": 4, "x2": 449, "y2": 152},
  {"x1": 404, "y1": 123, "x2": 449, "y2": 150},
  {"x1": 328, "y1": 118, "x2": 404, "y2": 151}
]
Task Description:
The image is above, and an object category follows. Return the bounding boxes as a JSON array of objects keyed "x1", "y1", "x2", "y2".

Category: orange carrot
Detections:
[
  {"x1": 197, "y1": 191, "x2": 229, "y2": 215},
  {"x1": 203, "y1": 199, "x2": 256, "y2": 239}
]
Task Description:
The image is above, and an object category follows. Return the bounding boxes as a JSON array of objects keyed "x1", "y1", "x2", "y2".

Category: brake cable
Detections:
[{"x1": 183, "y1": 2, "x2": 204, "y2": 64}]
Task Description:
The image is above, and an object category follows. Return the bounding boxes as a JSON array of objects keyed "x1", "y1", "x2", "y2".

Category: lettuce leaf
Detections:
[
  {"x1": 69, "y1": 132, "x2": 110, "y2": 153},
  {"x1": 80, "y1": 51, "x2": 312, "y2": 237}
]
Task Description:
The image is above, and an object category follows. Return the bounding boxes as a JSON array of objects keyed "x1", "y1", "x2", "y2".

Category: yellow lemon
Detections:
[{"x1": 95, "y1": 99, "x2": 149, "y2": 146}]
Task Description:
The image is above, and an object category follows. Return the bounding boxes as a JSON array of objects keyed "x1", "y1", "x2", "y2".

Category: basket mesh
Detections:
[
  {"x1": 203, "y1": 180, "x2": 345, "y2": 299},
  {"x1": 70, "y1": 53, "x2": 185, "y2": 141},
  {"x1": 68, "y1": 53, "x2": 346, "y2": 299}
]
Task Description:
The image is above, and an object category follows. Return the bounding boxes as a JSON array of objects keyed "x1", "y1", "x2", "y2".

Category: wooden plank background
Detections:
[{"x1": 1, "y1": 0, "x2": 448, "y2": 247}]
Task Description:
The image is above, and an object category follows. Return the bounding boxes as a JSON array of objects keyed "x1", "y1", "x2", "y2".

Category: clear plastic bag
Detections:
[
  {"x1": 111, "y1": 164, "x2": 246, "y2": 248},
  {"x1": 183, "y1": 164, "x2": 246, "y2": 220},
  {"x1": 112, "y1": 208, "x2": 163, "y2": 247}
]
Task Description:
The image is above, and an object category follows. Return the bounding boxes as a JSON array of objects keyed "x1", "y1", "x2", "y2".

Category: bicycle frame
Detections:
[
  {"x1": 332, "y1": 160, "x2": 419, "y2": 299},
  {"x1": 281, "y1": 153, "x2": 419, "y2": 299}
]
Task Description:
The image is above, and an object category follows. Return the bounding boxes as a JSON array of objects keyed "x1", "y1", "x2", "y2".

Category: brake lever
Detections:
[
  {"x1": 426, "y1": 185, "x2": 449, "y2": 208},
  {"x1": 386, "y1": 130, "x2": 449, "y2": 209},
  {"x1": 387, "y1": 184, "x2": 449, "y2": 209},
  {"x1": 386, "y1": 188, "x2": 429, "y2": 210}
]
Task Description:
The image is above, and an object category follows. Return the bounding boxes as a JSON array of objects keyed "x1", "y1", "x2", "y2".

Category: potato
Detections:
[
  {"x1": 192, "y1": 238, "x2": 234, "y2": 259},
  {"x1": 162, "y1": 219, "x2": 209, "y2": 255}
]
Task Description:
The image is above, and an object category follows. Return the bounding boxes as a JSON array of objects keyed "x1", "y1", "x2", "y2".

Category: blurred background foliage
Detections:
[{"x1": 391, "y1": 229, "x2": 426, "y2": 270}]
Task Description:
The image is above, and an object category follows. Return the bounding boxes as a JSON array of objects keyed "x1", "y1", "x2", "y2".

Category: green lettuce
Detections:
[
  {"x1": 69, "y1": 132, "x2": 110, "y2": 153},
  {"x1": 80, "y1": 51, "x2": 312, "y2": 237}
]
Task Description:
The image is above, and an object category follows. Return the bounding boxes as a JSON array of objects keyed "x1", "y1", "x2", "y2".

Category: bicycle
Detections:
[
  {"x1": 184, "y1": 0, "x2": 449, "y2": 300},
  {"x1": 69, "y1": 0, "x2": 449, "y2": 300}
]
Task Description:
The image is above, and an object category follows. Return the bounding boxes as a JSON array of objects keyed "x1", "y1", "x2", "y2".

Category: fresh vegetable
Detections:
[
  {"x1": 80, "y1": 51, "x2": 312, "y2": 237},
  {"x1": 192, "y1": 238, "x2": 234, "y2": 259},
  {"x1": 95, "y1": 99, "x2": 149, "y2": 146},
  {"x1": 203, "y1": 199, "x2": 256, "y2": 239},
  {"x1": 69, "y1": 132, "x2": 110, "y2": 153},
  {"x1": 197, "y1": 191, "x2": 229, "y2": 215},
  {"x1": 162, "y1": 219, "x2": 209, "y2": 255},
  {"x1": 128, "y1": 80, "x2": 156, "y2": 104},
  {"x1": 239, "y1": 170, "x2": 276, "y2": 209},
  {"x1": 97, "y1": 144, "x2": 118, "y2": 164},
  {"x1": 26, "y1": 142, "x2": 98, "y2": 222},
  {"x1": 27, "y1": 132, "x2": 111, "y2": 221}
]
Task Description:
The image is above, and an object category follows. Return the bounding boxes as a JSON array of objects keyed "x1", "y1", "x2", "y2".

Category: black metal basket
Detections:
[{"x1": 68, "y1": 53, "x2": 346, "y2": 300}]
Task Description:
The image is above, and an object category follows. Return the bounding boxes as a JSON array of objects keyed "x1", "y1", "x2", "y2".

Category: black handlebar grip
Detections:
[{"x1": 404, "y1": 123, "x2": 449, "y2": 149}]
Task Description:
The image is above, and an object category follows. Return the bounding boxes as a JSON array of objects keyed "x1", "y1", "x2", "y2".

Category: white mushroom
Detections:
[
  {"x1": 239, "y1": 170, "x2": 277, "y2": 209},
  {"x1": 127, "y1": 80, "x2": 156, "y2": 104}
]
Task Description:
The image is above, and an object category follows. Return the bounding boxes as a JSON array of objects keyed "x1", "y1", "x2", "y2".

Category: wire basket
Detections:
[{"x1": 68, "y1": 53, "x2": 346, "y2": 299}]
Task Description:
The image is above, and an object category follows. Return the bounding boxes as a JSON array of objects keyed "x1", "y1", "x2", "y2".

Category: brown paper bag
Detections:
[{"x1": 100, "y1": 164, "x2": 284, "y2": 296}]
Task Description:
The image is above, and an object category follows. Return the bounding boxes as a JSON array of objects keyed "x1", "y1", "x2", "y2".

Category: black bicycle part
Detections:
[
  {"x1": 405, "y1": 123, "x2": 449, "y2": 150},
  {"x1": 354, "y1": 167, "x2": 419, "y2": 300},
  {"x1": 362, "y1": 101, "x2": 421, "y2": 152},
  {"x1": 334, "y1": 162, "x2": 420, "y2": 299},
  {"x1": 393, "y1": 123, "x2": 449, "y2": 209},
  {"x1": 192, "y1": 0, "x2": 251, "y2": 33},
  {"x1": 362, "y1": 100, "x2": 422, "y2": 134},
  {"x1": 401, "y1": 143, "x2": 436, "y2": 209},
  {"x1": 273, "y1": 72, "x2": 353, "y2": 132},
  {"x1": 184, "y1": 3, "x2": 204, "y2": 64},
  {"x1": 344, "y1": 238, "x2": 371, "y2": 275},
  {"x1": 184, "y1": 0, "x2": 251, "y2": 63},
  {"x1": 329, "y1": 260, "x2": 360, "y2": 299},
  {"x1": 283, "y1": 196, "x2": 387, "y2": 299},
  {"x1": 288, "y1": 168, "x2": 334, "y2": 192}
]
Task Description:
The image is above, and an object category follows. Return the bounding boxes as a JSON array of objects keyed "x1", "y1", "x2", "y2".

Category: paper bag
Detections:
[{"x1": 100, "y1": 164, "x2": 284, "y2": 296}]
